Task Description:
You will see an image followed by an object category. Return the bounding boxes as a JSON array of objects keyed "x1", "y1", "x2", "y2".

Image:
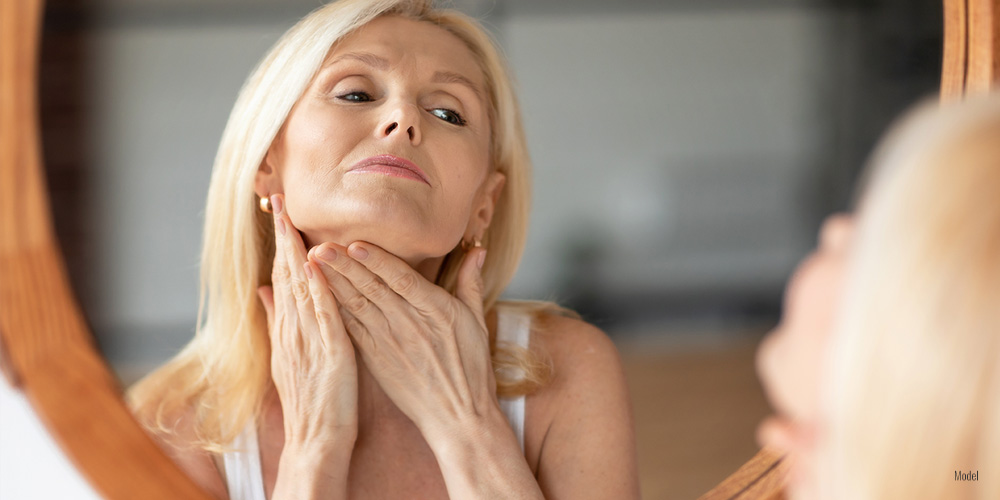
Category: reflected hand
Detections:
[{"x1": 311, "y1": 240, "x2": 496, "y2": 443}]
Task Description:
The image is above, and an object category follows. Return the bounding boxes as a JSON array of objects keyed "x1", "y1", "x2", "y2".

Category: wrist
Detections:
[
  {"x1": 280, "y1": 433, "x2": 355, "y2": 464},
  {"x1": 423, "y1": 406, "x2": 543, "y2": 499},
  {"x1": 274, "y1": 440, "x2": 354, "y2": 500},
  {"x1": 424, "y1": 404, "x2": 516, "y2": 461}
]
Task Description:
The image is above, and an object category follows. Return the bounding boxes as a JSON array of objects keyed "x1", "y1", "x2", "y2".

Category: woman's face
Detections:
[
  {"x1": 258, "y1": 16, "x2": 503, "y2": 268},
  {"x1": 756, "y1": 214, "x2": 854, "y2": 499}
]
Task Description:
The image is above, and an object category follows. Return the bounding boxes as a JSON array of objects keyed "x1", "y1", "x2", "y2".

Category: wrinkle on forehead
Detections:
[{"x1": 322, "y1": 16, "x2": 485, "y2": 85}]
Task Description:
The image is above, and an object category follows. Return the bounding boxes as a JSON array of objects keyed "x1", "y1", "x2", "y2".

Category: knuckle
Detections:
[
  {"x1": 358, "y1": 278, "x2": 386, "y2": 298},
  {"x1": 314, "y1": 308, "x2": 334, "y2": 327},
  {"x1": 469, "y1": 277, "x2": 484, "y2": 296},
  {"x1": 390, "y1": 272, "x2": 419, "y2": 295},
  {"x1": 345, "y1": 293, "x2": 369, "y2": 313},
  {"x1": 272, "y1": 265, "x2": 291, "y2": 283},
  {"x1": 344, "y1": 314, "x2": 364, "y2": 332},
  {"x1": 290, "y1": 280, "x2": 310, "y2": 301},
  {"x1": 441, "y1": 301, "x2": 460, "y2": 322}
]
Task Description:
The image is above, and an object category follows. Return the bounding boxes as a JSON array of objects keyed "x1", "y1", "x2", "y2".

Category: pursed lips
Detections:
[{"x1": 347, "y1": 154, "x2": 431, "y2": 185}]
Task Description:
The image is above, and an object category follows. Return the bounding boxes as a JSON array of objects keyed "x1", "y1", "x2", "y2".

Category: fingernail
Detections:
[
  {"x1": 477, "y1": 249, "x2": 487, "y2": 270},
  {"x1": 316, "y1": 246, "x2": 337, "y2": 263},
  {"x1": 349, "y1": 244, "x2": 368, "y2": 260},
  {"x1": 276, "y1": 218, "x2": 286, "y2": 235},
  {"x1": 303, "y1": 262, "x2": 314, "y2": 279},
  {"x1": 271, "y1": 194, "x2": 283, "y2": 215}
]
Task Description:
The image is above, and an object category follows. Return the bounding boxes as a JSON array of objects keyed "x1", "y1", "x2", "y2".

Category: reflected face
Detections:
[
  {"x1": 756, "y1": 214, "x2": 854, "y2": 499},
  {"x1": 258, "y1": 16, "x2": 502, "y2": 266}
]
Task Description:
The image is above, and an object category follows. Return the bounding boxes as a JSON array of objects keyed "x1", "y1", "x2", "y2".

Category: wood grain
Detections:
[
  {"x1": 942, "y1": 0, "x2": 1000, "y2": 100},
  {"x1": 0, "y1": 0, "x2": 211, "y2": 498},
  {"x1": 942, "y1": 0, "x2": 969, "y2": 101},
  {"x1": 966, "y1": 0, "x2": 1000, "y2": 92},
  {"x1": 697, "y1": 448, "x2": 788, "y2": 500}
]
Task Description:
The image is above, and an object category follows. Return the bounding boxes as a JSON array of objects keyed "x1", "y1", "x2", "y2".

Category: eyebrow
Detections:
[
  {"x1": 326, "y1": 51, "x2": 391, "y2": 71},
  {"x1": 432, "y1": 70, "x2": 484, "y2": 102},
  {"x1": 325, "y1": 51, "x2": 484, "y2": 102}
]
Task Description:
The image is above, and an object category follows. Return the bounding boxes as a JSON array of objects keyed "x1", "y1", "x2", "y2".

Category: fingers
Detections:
[
  {"x1": 273, "y1": 195, "x2": 311, "y2": 304},
  {"x1": 304, "y1": 259, "x2": 348, "y2": 353},
  {"x1": 455, "y1": 246, "x2": 487, "y2": 321},
  {"x1": 347, "y1": 242, "x2": 438, "y2": 309},
  {"x1": 269, "y1": 194, "x2": 320, "y2": 344},
  {"x1": 313, "y1": 243, "x2": 392, "y2": 323},
  {"x1": 258, "y1": 285, "x2": 275, "y2": 335}
]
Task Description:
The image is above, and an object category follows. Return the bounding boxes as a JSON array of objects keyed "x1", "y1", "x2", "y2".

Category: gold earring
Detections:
[
  {"x1": 460, "y1": 237, "x2": 482, "y2": 251},
  {"x1": 259, "y1": 196, "x2": 272, "y2": 213}
]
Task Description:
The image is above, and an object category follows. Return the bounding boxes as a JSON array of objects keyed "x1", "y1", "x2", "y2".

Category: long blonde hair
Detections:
[
  {"x1": 129, "y1": 0, "x2": 554, "y2": 450},
  {"x1": 816, "y1": 97, "x2": 1000, "y2": 500}
]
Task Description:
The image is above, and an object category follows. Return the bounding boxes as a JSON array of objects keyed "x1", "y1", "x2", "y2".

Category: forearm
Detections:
[
  {"x1": 271, "y1": 443, "x2": 353, "y2": 500},
  {"x1": 428, "y1": 409, "x2": 545, "y2": 500}
]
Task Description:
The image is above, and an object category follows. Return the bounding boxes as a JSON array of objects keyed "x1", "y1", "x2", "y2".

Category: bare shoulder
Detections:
[
  {"x1": 131, "y1": 401, "x2": 229, "y2": 499},
  {"x1": 532, "y1": 313, "x2": 623, "y2": 379},
  {"x1": 524, "y1": 312, "x2": 640, "y2": 499},
  {"x1": 526, "y1": 312, "x2": 629, "y2": 417}
]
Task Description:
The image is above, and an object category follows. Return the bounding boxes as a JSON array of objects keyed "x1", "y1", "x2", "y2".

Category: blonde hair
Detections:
[
  {"x1": 816, "y1": 97, "x2": 1000, "y2": 500},
  {"x1": 129, "y1": 0, "x2": 555, "y2": 450}
]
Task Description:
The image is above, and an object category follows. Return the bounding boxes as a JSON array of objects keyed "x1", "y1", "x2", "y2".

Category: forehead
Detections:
[{"x1": 327, "y1": 15, "x2": 484, "y2": 86}]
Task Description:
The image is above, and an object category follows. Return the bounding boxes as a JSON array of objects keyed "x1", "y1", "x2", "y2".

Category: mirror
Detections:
[{"x1": 2, "y1": 0, "x2": 994, "y2": 498}]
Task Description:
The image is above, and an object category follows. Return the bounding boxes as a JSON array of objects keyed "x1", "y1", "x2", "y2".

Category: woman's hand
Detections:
[
  {"x1": 257, "y1": 195, "x2": 357, "y2": 499},
  {"x1": 311, "y1": 240, "x2": 497, "y2": 443}
]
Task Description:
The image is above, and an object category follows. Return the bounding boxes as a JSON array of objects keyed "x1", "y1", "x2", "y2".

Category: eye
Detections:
[
  {"x1": 430, "y1": 108, "x2": 466, "y2": 126},
  {"x1": 336, "y1": 91, "x2": 374, "y2": 103}
]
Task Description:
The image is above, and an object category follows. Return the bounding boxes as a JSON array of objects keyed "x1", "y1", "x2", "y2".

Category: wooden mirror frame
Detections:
[{"x1": 1, "y1": 1, "x2": 996, "y2": 498}]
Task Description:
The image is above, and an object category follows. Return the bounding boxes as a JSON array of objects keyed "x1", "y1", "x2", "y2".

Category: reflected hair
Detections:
[
  {"x1": 128, "y1": 0, "x2": 557, "y2": 451},
  {"x1": 817, "y1": 97, "x2": 1000, "y2": 500}
]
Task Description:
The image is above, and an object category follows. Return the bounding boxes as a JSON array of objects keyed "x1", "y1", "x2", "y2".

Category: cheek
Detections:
[
  {"x1": 757, "y1": 327, "x2": 798, "y2": 415},
  {"x1": 762, "y1": 257, "x2": 840, "y2": 421},
  {"x1": 280, "y1": 105, "x2": 363, "y2": 181}
]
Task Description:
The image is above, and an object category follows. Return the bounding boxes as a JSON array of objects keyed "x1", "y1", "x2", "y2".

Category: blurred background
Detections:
[{"x1": 40, "y1": 0, "x2": 941, "y2": 497}]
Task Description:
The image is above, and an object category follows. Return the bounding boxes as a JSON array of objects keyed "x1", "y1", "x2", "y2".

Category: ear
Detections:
[
  {"x1": 467, "y1": 171, "x2": 506, "y2": 238},
  {"x1": 254, "y1": 143, "x2": 283, "y2": 199}
]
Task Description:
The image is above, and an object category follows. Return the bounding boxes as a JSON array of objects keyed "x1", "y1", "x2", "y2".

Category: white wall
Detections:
[
  {"x1": 83, "y1": 22, "x2": 289, "y2": 368},
  {"x1": 502, "y1": 9, "x2": 838, "y2": 298}
]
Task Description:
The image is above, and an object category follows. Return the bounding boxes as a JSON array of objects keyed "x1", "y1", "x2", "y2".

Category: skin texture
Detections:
[
  {"x1": 146, "y1": 15, "x2": 639, "y2": 500},
  {"x1": 755, "y1": 214, "x2": 854, "y2": 500}
]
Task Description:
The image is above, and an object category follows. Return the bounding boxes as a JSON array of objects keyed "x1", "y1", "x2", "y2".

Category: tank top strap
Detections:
[
  {"x1": 495, "y1": 304, "x2": 531, "y2": 453},
  {"x1": 222, "y1": 421, "x2": 266, "y2": 500}
]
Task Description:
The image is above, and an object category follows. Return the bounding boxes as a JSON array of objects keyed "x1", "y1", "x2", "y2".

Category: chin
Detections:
[
  {"x1": 288, "y1": 196, "x2": 460, "y2": 261},
  {"x1": 300, "y1": 221, "x2": 457, "y2": 265}
]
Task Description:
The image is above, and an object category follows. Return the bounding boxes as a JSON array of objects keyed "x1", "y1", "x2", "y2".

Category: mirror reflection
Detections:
[{"x1": 40, "y1": 0, "x2": 941, "y2": 497}]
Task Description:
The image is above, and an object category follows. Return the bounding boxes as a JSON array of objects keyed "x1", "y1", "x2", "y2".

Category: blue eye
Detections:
[
  {"x1": 336, "y1": 91, "x2": 373, "y2": 102},
  {"x1": 431, "y1": 108, "x2": 466, "y2": 126}
]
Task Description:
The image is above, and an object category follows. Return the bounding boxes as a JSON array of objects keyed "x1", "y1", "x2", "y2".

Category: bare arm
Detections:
[{"x1": 532, "y1": 316, "x2": 640, "y2": 499}]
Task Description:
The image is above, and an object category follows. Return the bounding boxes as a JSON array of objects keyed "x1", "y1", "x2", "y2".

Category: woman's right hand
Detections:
[{"x1": 257, "y1": 194, "x2": 357, "y2": 499}]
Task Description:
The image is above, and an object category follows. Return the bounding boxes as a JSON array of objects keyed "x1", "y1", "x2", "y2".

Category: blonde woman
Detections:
[
  {"x1": 757, "y1": 96, "x2": 1000, "y2": 500},
  {"x1": 128, "y1": 1, "x2": 639, "y2": 498}
]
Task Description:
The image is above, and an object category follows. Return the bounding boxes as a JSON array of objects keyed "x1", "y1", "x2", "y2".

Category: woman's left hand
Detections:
[{"x1": 309, "y1": 241, "x2": 496, "y2": 441}]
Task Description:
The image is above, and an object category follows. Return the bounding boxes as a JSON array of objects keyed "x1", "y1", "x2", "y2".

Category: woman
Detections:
[
  {"x1": 757, "y1": 96, "x2": 1000, "y2": 500},
  {"x1": 128, "y1": 1, "x2": 639, "y2": 498}
]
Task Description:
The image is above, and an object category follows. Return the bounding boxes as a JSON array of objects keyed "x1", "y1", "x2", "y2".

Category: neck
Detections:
[{"x1": 354, "y1": 352, "x2": 412, "y2": 429}]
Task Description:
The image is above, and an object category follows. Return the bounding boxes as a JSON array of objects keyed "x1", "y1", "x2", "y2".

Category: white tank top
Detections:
[{"x1": 222, "y1": 306, "x2": 531, "y2": 500}]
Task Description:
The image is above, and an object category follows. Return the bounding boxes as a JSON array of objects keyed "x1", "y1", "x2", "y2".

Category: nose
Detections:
[{"x1": 377, "y1": 100, "x2": 421, "y2": 146}]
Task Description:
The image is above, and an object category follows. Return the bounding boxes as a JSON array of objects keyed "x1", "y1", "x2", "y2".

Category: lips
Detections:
[{"x1": 347, "y1": 154, "x2": 430, "y2": 185}]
